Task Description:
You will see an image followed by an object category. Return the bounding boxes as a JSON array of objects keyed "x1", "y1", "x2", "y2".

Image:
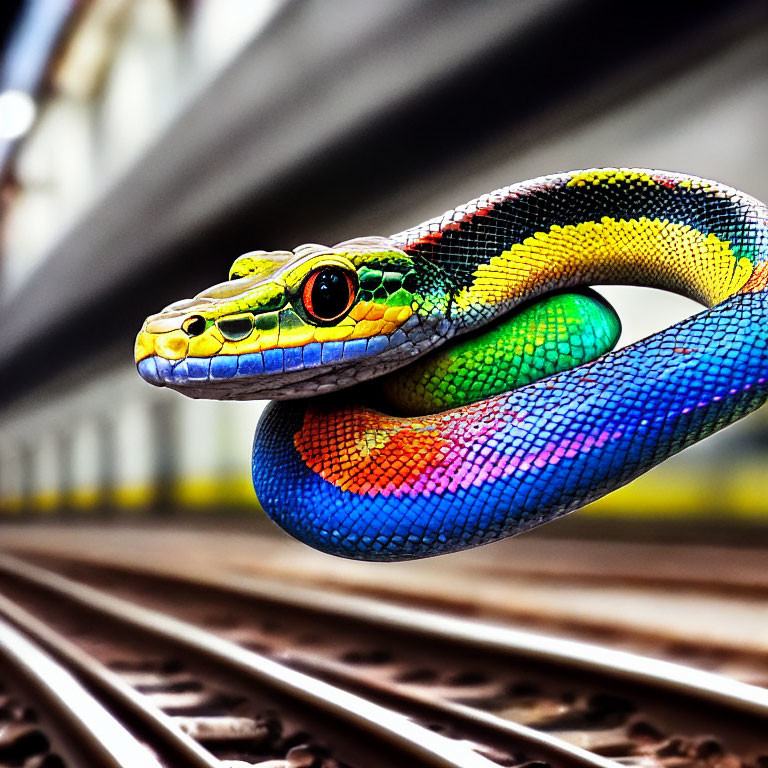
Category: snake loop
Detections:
[{"x1": 136, "y1": 169, "x2": 768, "y2": 561}]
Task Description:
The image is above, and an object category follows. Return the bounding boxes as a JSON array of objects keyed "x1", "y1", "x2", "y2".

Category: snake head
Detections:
[{"x1": 135, "y1": 237, "x2": 452, "y2": 399}]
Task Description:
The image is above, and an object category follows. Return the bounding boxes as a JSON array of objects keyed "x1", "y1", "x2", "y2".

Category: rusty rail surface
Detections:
[{"x1": 0, "y1": 537, "x2": 765, "y2": 767}]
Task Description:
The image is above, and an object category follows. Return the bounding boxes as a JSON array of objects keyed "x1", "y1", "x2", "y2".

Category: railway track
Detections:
[{"x1": 0, "y1": 530, "x2": 765, "y2": 767}]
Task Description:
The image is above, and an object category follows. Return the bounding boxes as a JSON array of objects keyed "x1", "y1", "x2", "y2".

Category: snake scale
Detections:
[{"x1": 136, "y1": 168, "x2": 768, "y2": 561}]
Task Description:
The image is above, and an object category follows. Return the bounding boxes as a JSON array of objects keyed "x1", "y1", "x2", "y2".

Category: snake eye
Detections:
[
  {"x1": 302, "y1": 266, "x2": 356, "y2": 323},
  {"x1": 182, "y1": 315, "x2": 207, "y2": 336},
  {"x1": 216, "y1": 313, "x2": 255, "y2": 341}
]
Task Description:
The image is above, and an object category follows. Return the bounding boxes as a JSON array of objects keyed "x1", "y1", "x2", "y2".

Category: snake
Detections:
[{"x1": 135, "y1": 168, "x2": 768, "y2": 562}]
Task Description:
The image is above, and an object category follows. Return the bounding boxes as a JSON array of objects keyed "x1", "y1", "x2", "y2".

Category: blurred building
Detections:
[{"x1": 0, "y1": 0, "x2": 766, "y2": 529}]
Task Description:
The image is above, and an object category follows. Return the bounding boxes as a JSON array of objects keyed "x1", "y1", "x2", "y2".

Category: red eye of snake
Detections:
[{"x1": 302, "y1": 267, "x2": 356, "y2": 323}]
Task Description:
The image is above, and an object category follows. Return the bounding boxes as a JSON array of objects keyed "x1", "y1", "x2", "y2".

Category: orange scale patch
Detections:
[{"x1": 295, "y1": 406, "x2": 450, "y2": 494}]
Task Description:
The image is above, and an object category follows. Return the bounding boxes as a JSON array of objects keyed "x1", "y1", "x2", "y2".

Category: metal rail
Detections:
[
  {"x1": 0, "y1": 551, "x2": 616, "y2": 768},
  {"x1": 0, "y1": 591, "x2": 220, "y2": 768},
  {"x1": 0, "y1": 611, "x2": 163, "y2": 768},
  {"x1": 36, "y1": 543, "x2": 768, "y2": 721}
]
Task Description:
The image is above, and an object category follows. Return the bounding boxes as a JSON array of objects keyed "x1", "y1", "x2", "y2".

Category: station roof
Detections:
[{"x1": 0, "y1": 0, "x2": 766, "y2": 405}]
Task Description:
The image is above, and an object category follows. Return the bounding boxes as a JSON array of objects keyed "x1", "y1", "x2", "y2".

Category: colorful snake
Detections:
[{"x1": 135, "y1": 168, "x2": 768, "y2": 561}]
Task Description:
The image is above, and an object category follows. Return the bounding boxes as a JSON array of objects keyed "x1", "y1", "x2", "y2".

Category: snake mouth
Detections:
[
  {"x1": 134, "y1": 320, "x2": 441, "y2": 401},
  {"x1": 136, "y1": 352, "x2": 330, "y2": 399}
]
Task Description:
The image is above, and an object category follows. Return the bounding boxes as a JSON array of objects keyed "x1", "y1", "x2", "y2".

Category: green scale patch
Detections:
[
  {"x1": 380, "y1": 291, "x2": 621, "y2": 415},
  {"x1": 357, "y1": 265, "x2": 419, "y2": 305}
]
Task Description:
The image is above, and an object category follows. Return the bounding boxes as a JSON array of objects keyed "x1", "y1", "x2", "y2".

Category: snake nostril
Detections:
[{"x1": 182, "y1": 315, "x2": 207, "y2": 337}]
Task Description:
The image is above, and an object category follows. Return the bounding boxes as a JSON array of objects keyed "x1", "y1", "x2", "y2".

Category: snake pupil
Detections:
[{"x1": 303, "y1": 267, "x2": 355, "y2": 322}]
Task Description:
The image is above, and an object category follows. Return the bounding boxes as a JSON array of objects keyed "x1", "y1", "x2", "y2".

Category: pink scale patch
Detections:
[{"x1": 295, "y1": 401, "x2": 623, "y2": 497}]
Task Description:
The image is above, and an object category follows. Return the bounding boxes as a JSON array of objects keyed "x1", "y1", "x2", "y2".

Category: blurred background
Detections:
[{"x1": 0, "y1": 0, "x2": 767, "y2": 539}]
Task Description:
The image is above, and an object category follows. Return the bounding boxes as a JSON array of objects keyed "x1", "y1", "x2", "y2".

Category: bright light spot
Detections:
[{"x1": 0, "y1": 90, "x2": 36, "y2": 140}]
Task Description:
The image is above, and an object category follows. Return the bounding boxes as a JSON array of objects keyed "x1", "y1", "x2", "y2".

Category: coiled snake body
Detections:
[{"x1": 136, "y1": 169, "x2": 768, "y2": 561}]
